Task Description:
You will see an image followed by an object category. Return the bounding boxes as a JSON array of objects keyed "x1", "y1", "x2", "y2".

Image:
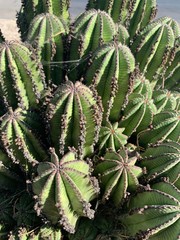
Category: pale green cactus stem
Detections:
[
  {"x1": 0, "y1": 108, "x2": 48, "y2": 171},
  {"x1": 0, "y1": 41, "x2": 46, "y2": 110},
  {"x1": 140, "y1": 141, "x2": 180, "y2": 185},
  {"x1": 33, "y1": 149, "x2": 99, "y2": 233},
  {"x1": 119, "y1": 93, "x2": 156, "y2": 136},
  {"x1": 69, "y1": 9, "x2": 116, "y2": 58},
  {"x1": 27, "y1": 13, "x2": 68, "y2": 85},
  {"x1": 94, "y1": 149, "x2": 142, "y2": 206},
  {"x1": 132, "y1": 73, "x2": 152, "y2": 99},
  {"x1": 86, "y1": 41, "x2": 135, "y2": 122},
  {"x1": 153, "y1": 89, "x2": 178, "y2": 113},
  {"x1": 120, "y1": 181, "x2": 180, "y2": 239},
  {"x1": 138, "y1": 110, "x2": 180, "y2": 148},
  {"x1": 98, "y1": 121, "x2": 128, "y2": 154},
  {"x1": 46, "y1": 81, "x2": 103, "y2": 158},
  {"x1": 17, "y1": 0, "x2": 70, "y2": 40},
  {"x1": 31, "y1": 225, "x2": 62, "y2": 240},
  {"x1": 131, "y1": 19, "x2": 175, "y2": 86},
  {"x1": 115, "y1": 23, "x2": 130, "y2": 45}
]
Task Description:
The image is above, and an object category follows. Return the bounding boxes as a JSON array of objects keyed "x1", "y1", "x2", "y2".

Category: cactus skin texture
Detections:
[
  {"x1": 131, "y1": 18, "x2": 175, "y2": 86},
  {"x1": 47, "y1": 81, "x2": 102, "y2": 158},
  {"x1": 132, "y1": 74, "x2": 153, "y2": 99},
  {"x1": 139, "y1": 110, "x2": 180, "y2": 148},
  {"x1": 33, "y1": 149, "x2": 99, "y2": 233},
  {"x1": 27, "y1": 13, "x2": 68, "y2": 85},
  {"x1": 119, "y1": 93, "x2": 156, "y2": 136},
  {"x1": 95, "y1": 149, "x2": 142, "y2": 206},
  {"x1": 0, "y1": 108, "x2": 48, "y2": 171},
  {"x1": 120, "y1": 181, "x2": 180, "y2": 240},
  {"x1": 0, "y1": 41, "x2": 46, "y2": 110},
  {"x1": 98, "y1": 121, "x2": 127, "y2": 154},
  {"x1": 17, "y1": 0, "x2": 70, "y2": 40},
  {"x1": 140, "y1": 141, "x2": 180, "y2": 185},
  {"x1": 86, "y1": 0, "x2": 157, "y2": 37},
  {"x1": 115, "y1": 23, "x2": 130, "y2": 45},
  {"x1": 86, "y1": 42, "x2": 135, "y2": 122}
]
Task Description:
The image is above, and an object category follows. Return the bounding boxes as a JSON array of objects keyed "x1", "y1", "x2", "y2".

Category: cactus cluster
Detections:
[{"x1": 0, "y1": 0, "x2": 179, "y2": 239}]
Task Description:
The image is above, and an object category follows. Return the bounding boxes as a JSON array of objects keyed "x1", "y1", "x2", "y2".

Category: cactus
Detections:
[
  {"x1": 33, "y1": 149, "x2": 99, "y2": 233},
  {"x1": 139, "y1": 141, "x2": 180, "y2": 185},
  {"x1": 17, "y1": 0, "x2": 70, "y2": 40},
  {"x1": 139, "y1": 110, "x2": 180, "y2": 148},
  {"x1": 119, "y1": 93, "x2": 156, "y2": 136},
  {"x1": 47, "y1": 81, "x2": 102, "y2": 157},
  {"x1": 0, "y1": 108, "x2": 48, "y2": 171},
  {"x1": 0, "y1": 41, "x2": 46, "y2": 110},
  {"x1": 27, "y1": 13, "x2": 68, "y2": 85},
  {"x1": 132, "y1": 73, "x2": 152, "y2": 99},
  {"x1": 120, "y1": 181, "x2": 180, "y2": 239},
  {"x1": 95, "y1": 149, "x2": 142, "y2": 206},
  {"x1": 131, "y1": 18, "x2": 175, "y2": 86},
  {"x1": 98, "y1": 121, "x2": 127, "y2": 154},
  {"x1": 115, "y1": 23, "x2": 130, "y2": 45},
  {"x1": 86, "y1": 41, "x2": 135, "y2": 122}
]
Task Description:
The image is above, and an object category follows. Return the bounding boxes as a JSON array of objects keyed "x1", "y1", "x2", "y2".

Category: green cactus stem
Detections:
[
  {"x1": 33, "y1": 149, "x2": 99, "y2": 233},
  {"x1": 131, "y1": 18, "x2": 175, "y2": 86},
  {"x1": 115, "y1": 24, "x2": 130, "y2": 45},
  {"x1": 27, "y1": 13, "x2": 68, "y2": 85},
  {"x1": 17, "y1": 0, "x2": 70, "y2": 40},
  {"x1": 140, "y1": 141, "x2": 180, "y2": 184},
  {"x1": 0, "y1": 108, "x2": 48, "y2": 171},
  {"x1": 120, "y1": 181, "x2": 180, "y2": 239},
  {"x1": 94, "y1": 149, "x2": 142, "y2": 206},
  {"x1": 132, "y1": 74, "x2": 152, "y2": 99},
  {"x1": 47, "y1": 80, "x2": 103, "y2": 158},
  {"x1": 68, "y1": 9, "x2": 116, "y2": 80},
  {"x1": 32, "y1": 225, "x2": 62, "y2": 240},
  {"x1": 138, "y1": 110, "x2": 180, "y2": 148},
  {"x1": 86, "y1": 41, "x2": 135, "y2": 122},
  {"x1": 98, "y1": 121, "x2": 127, "y2": 154},
  {"x1": 0, "y1": 41, "x2": 46, "y2": 110},
  {"x1": 119, "y1": 93, "x2": 156, "y2": 136}
]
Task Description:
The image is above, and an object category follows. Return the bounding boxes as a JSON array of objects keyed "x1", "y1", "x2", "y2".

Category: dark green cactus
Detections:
[
  {"x1": 119, "y1": 93, "x2": 156, "y2": 136},
  {"x1": 139, "y1": 141, "x2": 180, "y2": 185},
  {"x1": 27, "y1": 13, "x2": 68, "y2": 85},
  {"x1": 98, "y1": 121, "x2": 127, "y2": 154},
  {"x1": 17, "y1": 0, "x2": 70, "y2": 40},
  {"x1": 47, "y1": 80, "x2": 103, "y2": 157},
  {"x1": 33, "y1": 149, "x2": 99, "y2": 233},
  {"x1": 95, "y1": 149, "x2": 142, "y2": 206},
  {"x1": 0, "y1": 41, "x2": 46, "y2": 110},
  {"x1": 86, "y1": 41, "x2": 135, "y2": 122},
  {"x1": 131, "y1": 18, "x2": 175, "y2": 86},
  {"x1": 0, "y1": 108, "x2": 48, "y2": 171},
  {"x1": 120, "y1": 181, "x2": 180, "y2": 239},
  {"x1": 139, "y1": 110, "x2": 180, "y2": 148}
]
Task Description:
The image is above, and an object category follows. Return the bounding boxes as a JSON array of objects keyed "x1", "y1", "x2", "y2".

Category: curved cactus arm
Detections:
[{"x1": 33, "y1": 149, "x2": 99, "y2": 233}]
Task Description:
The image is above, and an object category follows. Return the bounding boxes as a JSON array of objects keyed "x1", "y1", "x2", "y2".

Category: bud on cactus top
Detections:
[
  {"x1": 95, "y1": 149, "x2": 142, "y2": 206},
  {"x1": 0, "y1": 41, "x2": 46, "y2": 110},
  {"x1": 33, "y1": 149, "x2": 99, "y2": 233},
  {"x1": 27, "y1": 13, "x2": 68, "y2": 85},
  {"x1": 47, "y1": 81, "x2": 103, "y2": 158},
  {"x1": 86, "y1": 41, "x2": 135, "y2": 122}
]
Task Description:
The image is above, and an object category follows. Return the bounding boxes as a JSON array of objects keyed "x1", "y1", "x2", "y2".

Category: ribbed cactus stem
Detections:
[
  {"x1": 0, "y1": 41, "x2": 46, "y2": 110},
  {"x1": 86, "y1": 41, "x2": 135, "y2": 122},
  {"x1": 47, "y1": 81, "x2": 103, "y2": 158}
]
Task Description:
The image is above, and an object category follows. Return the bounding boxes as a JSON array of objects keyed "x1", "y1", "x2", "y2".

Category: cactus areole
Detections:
[{"x1": 0, "y1": 0, "x2": 179, "y2": 239}]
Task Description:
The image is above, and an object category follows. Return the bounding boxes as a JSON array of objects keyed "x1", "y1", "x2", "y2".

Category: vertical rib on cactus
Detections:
[
  {"x1": 86, "y1": 42, "x2": 135, "y2": 123},
  {"x1": 139, "y1": 141, "x2": 180, "y2": 184},
  {"x1": 47, "y1": 81, "x2": 103, "y2": 158},
  {"x1": 95, "y1": 149, "x2": 142, "y2": 206},
  {"x1": 17, "y1": 0, "x2": 70, "y2": 40},
  {"x1": 132, "y1": 73, "x2": 152, "y2": 99},
  {"x1": 138, "y1": 110, "x2": 180, "y2": 148},
  {"x1": 0, "y1": 41, "x2": 46, "y2": 110},
  {"x1": 0, "y1": 108, "x2": 48, "y2": 171},
  {"x1": 119, "y1": 93, "x2": 156, "y2": 136},
  {"x1": 33, "y1": 149, "x2": 99, "y2": 233},
  {"x1": 115, "y1": 24, "x2": 130, "y2": 45},
  {"x1": 120, "y1": 181, "x2": 180, "y2": 239},
  {"x1": 131, "y1": 19, "x2": 175, "y2": 85},
  {"x1": 27, "y1": 13, "x2": 68, "y2": 85}
]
